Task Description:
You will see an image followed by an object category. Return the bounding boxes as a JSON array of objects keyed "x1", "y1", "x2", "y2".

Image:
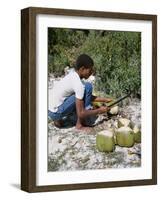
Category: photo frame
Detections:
[{"x1": 21, "y1": 7, "x2": 157, "y2": 192}]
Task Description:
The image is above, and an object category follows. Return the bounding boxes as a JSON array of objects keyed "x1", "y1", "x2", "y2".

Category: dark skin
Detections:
[{"x1": 54, "y1": 66, "x2": 112, "y2": 132}]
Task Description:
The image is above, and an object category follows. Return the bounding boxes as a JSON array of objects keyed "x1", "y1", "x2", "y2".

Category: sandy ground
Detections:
[{"x1": 48, "y1": 74, "x2": 141, "y2": 171}]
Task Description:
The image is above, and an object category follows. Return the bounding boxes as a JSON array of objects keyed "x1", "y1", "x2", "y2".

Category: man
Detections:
[{"x1": 48, "y1": 54, "x2": 112, "y2": 132}]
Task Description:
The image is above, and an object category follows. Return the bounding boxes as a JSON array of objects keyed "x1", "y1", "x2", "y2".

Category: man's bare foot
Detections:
[
  {"x1": 75, "y1": 117, "x2": 94, "y2": 133},
  {"x1": 54, "y1": 120, "x2": 64, "y2": 128},
  {"x1": 75, "y1": 125, "x2": 93, "y2": 133}
]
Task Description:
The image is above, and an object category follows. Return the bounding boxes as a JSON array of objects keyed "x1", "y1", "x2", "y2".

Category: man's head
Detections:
[{"x1": 75, "y1": 54, "x2": 94, "y2": 79}]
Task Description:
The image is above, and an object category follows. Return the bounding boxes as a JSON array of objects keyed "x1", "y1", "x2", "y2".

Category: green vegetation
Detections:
[{"x1": 48, "y1": 28, "x2": 141, "y2": 97}]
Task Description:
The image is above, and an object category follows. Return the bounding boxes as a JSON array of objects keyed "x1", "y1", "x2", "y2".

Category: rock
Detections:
[
  {"x1": 81, "y1": 155, "x2": 90, "y2": 163},
  {"x1": 109, "y1": 106, "x2": 119, "y2": 115},
  {"x1": 84, "y1": 75, "x2": 96, "y2": 84},
  {"x1": 116, "y1": 127, "x2": 134, "y2": 147},
  {"x1": 118, "y1": 118, "x2": 131, "y2": 128},
  {"x1": 113, "y1": 120, "x2": 118, "y2": 129},
  {"x1": 58, "y1": 138, "x2": 62, "y2": 143},
  {"x1": 119, "y1": 98, "x2": 141, "y2": 128},
  {"x1": 133, "y1": 125, "x2": 141, "y2": 143},
  {"x1": 96, "y1": 130, "x2": 115, "y2": 152}
]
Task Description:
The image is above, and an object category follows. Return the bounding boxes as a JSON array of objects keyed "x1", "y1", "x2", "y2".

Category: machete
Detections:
[{"x1": 108, "y1": 92, "x2": 132, "y2": 108}]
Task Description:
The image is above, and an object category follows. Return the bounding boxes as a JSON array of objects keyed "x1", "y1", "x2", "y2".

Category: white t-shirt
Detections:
[{"x1": 48, "y1": 70, "x2": 85, "y2": 112}]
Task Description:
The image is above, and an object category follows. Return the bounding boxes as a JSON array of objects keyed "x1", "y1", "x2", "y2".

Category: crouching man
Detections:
[{"x1": 48, "y1": 54, "x2": 112, "y2": 132}]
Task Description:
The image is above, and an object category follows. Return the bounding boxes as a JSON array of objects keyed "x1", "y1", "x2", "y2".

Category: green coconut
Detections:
[
  {"x1": 92, "y1": 101, "x2": 102, "y2": 108},
  {"x1": 108, "y1": 128, "x2": 118, "y2": 145},
  {"x1": 116, "y1": 127, "x2": 134, "y2": 147},
  {"x1": 118, "y1": 118, "x2": 131, "y2": 128},
  {"x1": 113, "y1": 132, "x2": 117, "y2": 145},
  {"x1": 133, "y1": 125, "x2": 141, "y2": 143},
  {"x1": 96, "y1": 130, "x2": 115, "y2": 152},
  {"x1": 109, "y1": 106, "x2": 119, "y2": 115}
]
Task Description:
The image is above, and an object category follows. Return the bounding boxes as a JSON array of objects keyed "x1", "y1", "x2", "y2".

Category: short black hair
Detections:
[{"x1": 75, "y1": 54, "x2": 94, "y2": 70}]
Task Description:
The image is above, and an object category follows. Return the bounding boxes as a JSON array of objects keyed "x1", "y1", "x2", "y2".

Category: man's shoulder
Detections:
[
  {"x1": 62, "y1": 70, "x2": 84, "y2": 89},
  {"x1": 68, "y1": 70, "x2": 81, "y2": 81}
]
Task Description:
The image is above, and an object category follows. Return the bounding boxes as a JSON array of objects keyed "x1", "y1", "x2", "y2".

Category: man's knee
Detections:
[{"x1": 84, "y1": 82, "x2": 93, "y2": 92}]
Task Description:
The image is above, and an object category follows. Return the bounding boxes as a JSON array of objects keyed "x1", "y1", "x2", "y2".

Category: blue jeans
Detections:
[{"x1": 48, "y1": 82, "x2": 93, "y2": 120}]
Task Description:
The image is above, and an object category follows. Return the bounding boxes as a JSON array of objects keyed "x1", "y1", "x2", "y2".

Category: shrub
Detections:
[{"x1": 48, "y1": 28, "x2": 141, "y2": 97}]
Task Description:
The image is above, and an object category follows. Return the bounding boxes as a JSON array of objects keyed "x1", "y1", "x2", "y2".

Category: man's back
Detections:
[{"x1": 49, "y1": 70, "x2": 84, "y2": 112}]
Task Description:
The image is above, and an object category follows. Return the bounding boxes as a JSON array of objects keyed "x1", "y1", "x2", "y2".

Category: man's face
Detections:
[{"x1": 81, "y1": 67, "x2": 94, "y2": 79}]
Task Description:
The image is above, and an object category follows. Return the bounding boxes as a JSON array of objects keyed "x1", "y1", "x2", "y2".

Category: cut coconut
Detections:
[
  {"x1": 109, "y1": 106, "x2": 119, "y2": 115},
  {"x1": 133, "y1": 125, "x2": 141, "y2": 143},
  {"x1": 118, "y1": 118, "x2": 131, "y2": 128},
  {"x1": 113, "y1": 133, "x2": 117, "y2": 145},
  {"x1": 116, "y1": 127, "x2": 134, "y2": 147},
  {"x1": 96, "y1": 130, "x2": 115, "y2": 152},
  {"x1": 108, "y1": 128, "x2": 117, "y2": 145}
]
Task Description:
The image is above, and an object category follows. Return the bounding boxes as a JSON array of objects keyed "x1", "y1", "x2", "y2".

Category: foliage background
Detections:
[{"x1": 48, "y1": 28, "x2": 141, "y2": 98}]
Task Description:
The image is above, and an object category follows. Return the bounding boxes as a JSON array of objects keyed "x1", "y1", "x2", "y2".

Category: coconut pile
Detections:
[
  {"x1": 96, "y1": 117, "x2": 141, "y2": 153},
  {"x1": 48, "y1": 102, "x2": 141, "y2": 171}
]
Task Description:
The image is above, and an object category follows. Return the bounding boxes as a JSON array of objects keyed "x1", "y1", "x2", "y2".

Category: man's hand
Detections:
[{"x1": 98, "y1": 106, "x2": 110, "y2": 114}]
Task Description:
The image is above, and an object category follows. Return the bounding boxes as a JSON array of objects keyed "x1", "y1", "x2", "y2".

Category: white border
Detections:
[{"x1": 36, "y1": 14, "x2": 152, "y2": 186}]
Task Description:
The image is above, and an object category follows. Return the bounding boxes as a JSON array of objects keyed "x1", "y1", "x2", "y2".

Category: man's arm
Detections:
[{"x1": 75, "y1": 98, "x2": 109, "y2": 119}]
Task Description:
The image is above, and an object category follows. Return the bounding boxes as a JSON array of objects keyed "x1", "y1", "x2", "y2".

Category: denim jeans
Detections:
[{"x1": 48, "y1": 82, "x2": 93, "y2": 120}]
